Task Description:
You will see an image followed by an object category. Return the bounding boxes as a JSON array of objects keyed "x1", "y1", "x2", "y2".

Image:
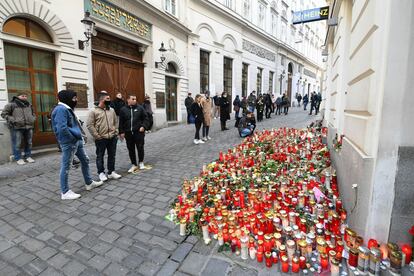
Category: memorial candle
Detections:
[
  {"x1": 320, "y1": 253, "x2": 329, "y2": 270},
  {"x1": 292, "y1": 256, "x2": 300, "y2": 273},
  {"x1": 257, "y1": 251, "x2": 264, "y2": 263},
  {"x1": 402, "y1": 244, "x2": 412, "y2": 265},
  {"x1": 281, "y1": 256, "x2": 289, "y2": 273},
  {"x1": 265, "y1": 251, "x2": 272, "y2": 268}
]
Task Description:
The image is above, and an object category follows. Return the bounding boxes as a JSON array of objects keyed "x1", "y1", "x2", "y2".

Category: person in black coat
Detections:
[
  {"x1": 184, "y1": 93, "x2": 194, "y2": 124},
  {"x1": 119, "y1": 95, "x2": 150, "y2": 172},
  {"x1": 264, "y1": 93, "x2": 272, "y2": 119},
  {"x1": 219, "y1": 92, "x2": 230, "y2": 130},
  {"x1": 303, "y1": 94, "x2": 309, "y2": 110},
  {"x1": 190, "y1": 94, "x2": 204, "y2": 144},
  {"x1": 111, "y1": 93, "x2": 126, "y2": 116}
]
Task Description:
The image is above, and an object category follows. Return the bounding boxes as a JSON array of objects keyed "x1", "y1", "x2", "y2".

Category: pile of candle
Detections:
[{"x1": 168, "y1": 127, "x2": 413, "y2": 274}]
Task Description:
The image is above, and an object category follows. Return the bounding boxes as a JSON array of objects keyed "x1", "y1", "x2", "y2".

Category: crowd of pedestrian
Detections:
[{"x1": 0, "y1": 88, "x2": 322, "y2": 200}]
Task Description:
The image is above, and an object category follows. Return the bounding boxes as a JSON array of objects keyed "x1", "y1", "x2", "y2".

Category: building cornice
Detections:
[
  {"x1": 196, "y1": 0, "x2": 323, "y2": 70},
  {"x1": 132, "y1": 0, "x2": 192, "y2": 35}
]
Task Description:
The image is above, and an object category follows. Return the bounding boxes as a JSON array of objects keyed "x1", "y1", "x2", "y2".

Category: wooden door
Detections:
[
  {"x1": 287, "y1": 74, "x2": 292, "y2": 107},
  {"x1": 165, "y1": 76, "x2": 177, "y2": 121},
  {"x1": 92, "y1": 54, "x2": 120, "y2": 99},
  {"x1": 120, "y1": 61, "x2": 145, "y2": 104}
]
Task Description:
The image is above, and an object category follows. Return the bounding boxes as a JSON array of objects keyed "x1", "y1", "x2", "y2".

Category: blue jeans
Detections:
[
  {"x1": 60, "y1": 140, "x2": 92, "y2": 194},
  {"x1": 12, "y1": 129, "x2": 33, "y2": 161}
]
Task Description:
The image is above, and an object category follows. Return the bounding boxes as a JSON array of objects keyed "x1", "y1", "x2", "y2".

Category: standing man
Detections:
[
  {"x1": 184, "y1": 93, "x2": 194, "y2": 124},
  {"x1": 142, "y1": 94, "x2": 154, "y2": 132},
  {"x1": 201, "y1": 92, "x2": 212, "y2": 141},
  {"x1": 303, "y1": 94, "x2": 309, "y2": 111},
  {"x1": 52, "y1": 90, "x2": 103, "y2": 200},
  {"x1": 247, "y1": 91, "x2": 257, "y2": 112},
  {"x1": 87, "y1": 93, "x2": 121, "y2": 182},
  {"x1": 119, "y1": 95, "x2": 150, "y2": 173},
  {"x1": 219, "y1": 92, "x2": 230, "y2": 131},
  {"x1": 1, "y1": 92, "x2": 36, "y2": 165},
  {"x1": 110, "y1": 92, "x2": 125, "y2": 116},
  {"x1": 297, "y1": 94, "x2": 302, "y2": 107},
  {"x1": 264, "y1": 93, "x2": 272, "y2": 119},
  {"x1": 212, "y1": 93, "x2": 221, "y2": 119},
  {"x1": 315, "y1": 92, "x2": 322, "y2": 115},
  {"x1": 309, "y1": 92, "x2": 317, "y2": 115}
]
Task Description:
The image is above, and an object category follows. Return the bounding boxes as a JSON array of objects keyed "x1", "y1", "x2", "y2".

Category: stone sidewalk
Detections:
[{"x1": 0, "y1": 107, "x2": 320, "y2": 276}]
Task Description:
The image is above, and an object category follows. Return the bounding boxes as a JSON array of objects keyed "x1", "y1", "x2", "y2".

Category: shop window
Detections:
[
  {"x1": 3, "y1": 17, "x2": 52, "y2": 43},
  {"x1": 200, "y1": 50, "x2": 209, "y2": 93}
]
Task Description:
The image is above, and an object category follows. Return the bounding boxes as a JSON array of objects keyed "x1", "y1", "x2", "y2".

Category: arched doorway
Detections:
[
  {"x1": 3, "y1": 17, "x2": 57, "y2": 146},
  {"x1": 165, "y1": 63, "x2": 178, "y2": 121},
  {"x1": 287, "y1": 63, "x2": 293, "y2": 106}
]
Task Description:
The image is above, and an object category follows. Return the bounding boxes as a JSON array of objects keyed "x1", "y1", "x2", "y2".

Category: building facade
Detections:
[
  {"x1": 0, "y1": 0, "x2": 325, "y2": 162},
  {"x1": 323, "y1": 0, "x2": 414, "y2": 243}
]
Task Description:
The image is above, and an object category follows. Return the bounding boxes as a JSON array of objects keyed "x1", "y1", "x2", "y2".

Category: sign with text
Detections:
[
  {"x1": 84, "y1": 0, "x2": 152, "y2": 40},
  {"x1": 293, "y1": 6, "x2": 329, "y2": 24},
  {"x1": 65, "y1": 82, "x2": 88, "y2": 108}
]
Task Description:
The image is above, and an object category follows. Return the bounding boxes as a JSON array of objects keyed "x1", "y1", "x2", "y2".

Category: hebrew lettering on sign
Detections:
[{"x1": 242, "y1": 39, "x2": 276, "y2": 62}]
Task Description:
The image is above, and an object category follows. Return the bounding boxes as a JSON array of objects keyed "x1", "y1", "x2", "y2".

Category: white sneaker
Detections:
[
  {"x1": 85, "y1": 180, "x2": 104, "y2": 191},
  {"x1": 108, "y1": 171, "x2": 122, "y2": 179},
  {"x1": 202, "y1": 137, "x2": 208, "y2": 142},
  {"x1": 193, "y1": 139, "x2": 199, "y2": 145},
  {"x1": 207, "y1": 136, "x2": 212, "y2": 140},
  {"x1": 61, "y1": 190, "x2": 81, "y2": 200},
  {"x1": 16, "y1": 159, "x2": 26, "y2": 165},
  {"x1": 128, "y1": 165, "x2": 139, "y2": 173},
  {"x1": 139, "y1": 162, "x2": 145, "y2": 170},
  {"x1": 26, "y1": 157, "x2": 35, "y2": 163},
  {"x1": 99, "y1": 173, "x2": 108, "y2": 182},
  {"x1": 198, "y1": 139, "x2": 205, "y2": 144}
]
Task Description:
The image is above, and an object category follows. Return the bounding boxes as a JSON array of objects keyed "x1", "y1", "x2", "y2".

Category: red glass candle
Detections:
[
  {"x1": 292, "y1": 257, "x2": 300, "y2": 273},
  {"x1": 281, "y1": 256, "x2": 289, "y2": 273},
  {"x1": 401, "y1": 244, "x2": 412, "y2": 265},
  {"x1": 299, "y1": 256, "x2": 306, "y2": 269},
  {"x1": 272, "y1": 251, "x2": 279, "y2": 263},
  {"x1": 257, "y1": 251, "x2": 264, "y2": 263},
  {"x1": 320, "y1": 253, "x2": 329, "y2": 270},
  {"x1": 265, "y1": 251, "x2": 272, "y2": 268},
  {"x1": 348, "y1": 249, "x2": 358, "y2": 267}
]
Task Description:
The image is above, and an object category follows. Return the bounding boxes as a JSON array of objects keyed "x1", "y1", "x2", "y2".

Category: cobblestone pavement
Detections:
[{"x1": 0, "y1": 107, "x2": 321, "y2": 276}]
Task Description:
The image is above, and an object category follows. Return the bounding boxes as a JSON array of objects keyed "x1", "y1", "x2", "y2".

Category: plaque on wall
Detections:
[
  {"x1": 155, "y1": 92, "x2": 165, "y2": 108},
  {"x1": 65, "y1": 82, "x2": 88, "y2": 108}
]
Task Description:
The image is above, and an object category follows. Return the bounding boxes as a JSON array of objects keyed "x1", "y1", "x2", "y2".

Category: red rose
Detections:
[{"x1": 409, "y1": 225, "x2": 414, "y2": 236}]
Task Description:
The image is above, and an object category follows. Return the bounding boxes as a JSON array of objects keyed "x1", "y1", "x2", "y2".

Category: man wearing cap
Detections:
[
  {"x1": 184, "y1": 93, "x2": 194, "y2": 124},
  {"x1": 1, "y1": 92, "x2": 36, "y2": 165},
  {"x1": 51, "y1": 90, "x2": 103, "y2": 200}
]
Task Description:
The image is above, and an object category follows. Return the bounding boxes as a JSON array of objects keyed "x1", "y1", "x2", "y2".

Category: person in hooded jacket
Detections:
[
  {"x1": 219, "y1": 92, "x2": 231, "y2": 130},
  {"x1": 142, "y1": 94, "x2": 154, "y2": 132},
  {"x1": 87, "y1": 92, "x2": 121, "y2": 182},
  {"x1": 119, "y1": 95, "x2": 150, "y2": 173},
  {"x1": 1, "y1": 92, "x2": 36, "y2": 165},
  {"x1": 110, "y1": 93, "x2": 126, "y2": 116},
  {"x1": 52, "y1": 90, "x2": 103, "y2": 200}
]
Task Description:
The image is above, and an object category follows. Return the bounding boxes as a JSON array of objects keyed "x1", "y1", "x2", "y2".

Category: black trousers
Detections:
[
  {"x1": 194, "y1": 121, "x2": 202, "y2": 139},
  {"x1": 220, "y1": 120, "x2": 227, "y2": 130},
  {"x1": 309, "y1": 104, "x2": 316, "y2": 115},
  {"x1": 95, "y1": 136, "x2": 117, "y2": 174},
  {"x1": 265, "y1": 106, "x2": 272, "y2": 118},
  {"x1": 257, "y1": 111, "x2": 264, "y2": 121},
  {"x1": 125, "y1": 131, "x2": 145, "y2": 165},
  {"x1": 284, "y1": 106, "x2": 289, "y2": 115}
]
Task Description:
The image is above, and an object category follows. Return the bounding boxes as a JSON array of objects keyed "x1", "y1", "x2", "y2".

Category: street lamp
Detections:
[
  {"x1": 155, "y1": 42, "x2": 167, "y2": 68},
  {"x1": 78, "y1": 11, "x2": 96, "y2": 50},
  {"x1": 279, "y1": 70, "x2": 286, "y2": 95}
]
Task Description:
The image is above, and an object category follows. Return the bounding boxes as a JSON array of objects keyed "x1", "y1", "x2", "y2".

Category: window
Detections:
[
  {"x1": 269, "y1": 71, "x2": 274, "y2": 94},
  {"x1": 258, "y1": 3, "x2": 266, "y2": 29},
  {"x1": 223, "y1": 57, "x2": 233, "y2": 96},
  {"x1": 165, "y1": 0, "x2": 177, "y2": 16},
  {"x1": 281, "y1": 55, "x2": 285, "y2": 66},
  {"x1": 166, "y1": 62, "x2": 177, "y2": 74},
  {"x1": 257, "y1": 68, "x2": 263, "y2": 93},
  {"x1": 3, "y1": 17, "x2": 53, "y2": 43},
  {"x1": 4, "y1": 43, "x2": 56, "y2": 133},
  {"x1": 224, "y1": 0, "x2": 232, "y2": 9},
  {"x1": 243, "y1": 0, "x2": 250, "y2": 18},
  {"x1": 271, "y1": 13, "x2": 277, "y2": 36},
  {"x1": 242, "y1": 63, "x2": 249, "y2": 98},
  {"x1": 200, "y1": 50, "x2": 209, "y2": 94}
]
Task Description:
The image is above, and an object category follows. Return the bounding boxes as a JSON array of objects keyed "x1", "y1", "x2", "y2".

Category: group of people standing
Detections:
[{"x1": 298, "y1": 91, "x2": 322, "y2": 115}]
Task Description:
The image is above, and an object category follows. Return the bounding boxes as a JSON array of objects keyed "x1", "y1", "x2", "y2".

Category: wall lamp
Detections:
[
  {"x1": 155, "y1": 42, "x2": 167, "y2": 68},
  {"x1": 79, "y1": 11, "x2": 96, "y2": 50}
]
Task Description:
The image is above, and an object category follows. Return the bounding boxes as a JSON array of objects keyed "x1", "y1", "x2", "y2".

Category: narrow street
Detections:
[{"x1": 0, "y1": 108, "x2": 320, "y2": 276}]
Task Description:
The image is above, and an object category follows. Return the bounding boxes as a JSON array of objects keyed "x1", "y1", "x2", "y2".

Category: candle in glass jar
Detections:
[
  {"x1": 320, "y1": 253, "x2": 329, "y2": 270},
  {"x1": 281, "y1": 255, "x2": 289, "y2": 273},
  {"x1": 265, "y1": 251, "x2": 272, "y2": 268},
  {"x1": 202, "y1": 224, "x2": 210, "y2": 244},
  {"x1": 299, "y1": 256, "x2": 306, "y2": 269},
  {"x1": 257, "y1": 251, "x2": 264, "y2": 263},
  {"x1": 330, "y1": 258, "x2": 340, "y2": 276},
  {"x1": 292, "y1": 257, "x2": 300, "y2": 273},
  {"x1": 249, "y1": 247, "x2": 256, "y2": 260},
  {"x1": 349, "y1": 248, "x2": 359, "y2": 267},
  {"x1": 401, "y1": 244, "x2": 412, "y2": 265},
  {"x1": 240, "y1": 236, "x2": 249, "y2": 260},
  {"x1": 179, "y1": 219, "x2": 186, "y2": 236},
  {"x1": 272, "y1": 251, "x2": 279, "y2": 263}
]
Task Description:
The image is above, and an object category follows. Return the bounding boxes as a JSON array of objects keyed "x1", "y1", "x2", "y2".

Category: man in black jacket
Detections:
[
  {"x1": 119, "y1": 95, "x2": 150, "y2": 173},
  {"x1": 184, "y1": 93, "x2": 194, "y2": 124}
]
